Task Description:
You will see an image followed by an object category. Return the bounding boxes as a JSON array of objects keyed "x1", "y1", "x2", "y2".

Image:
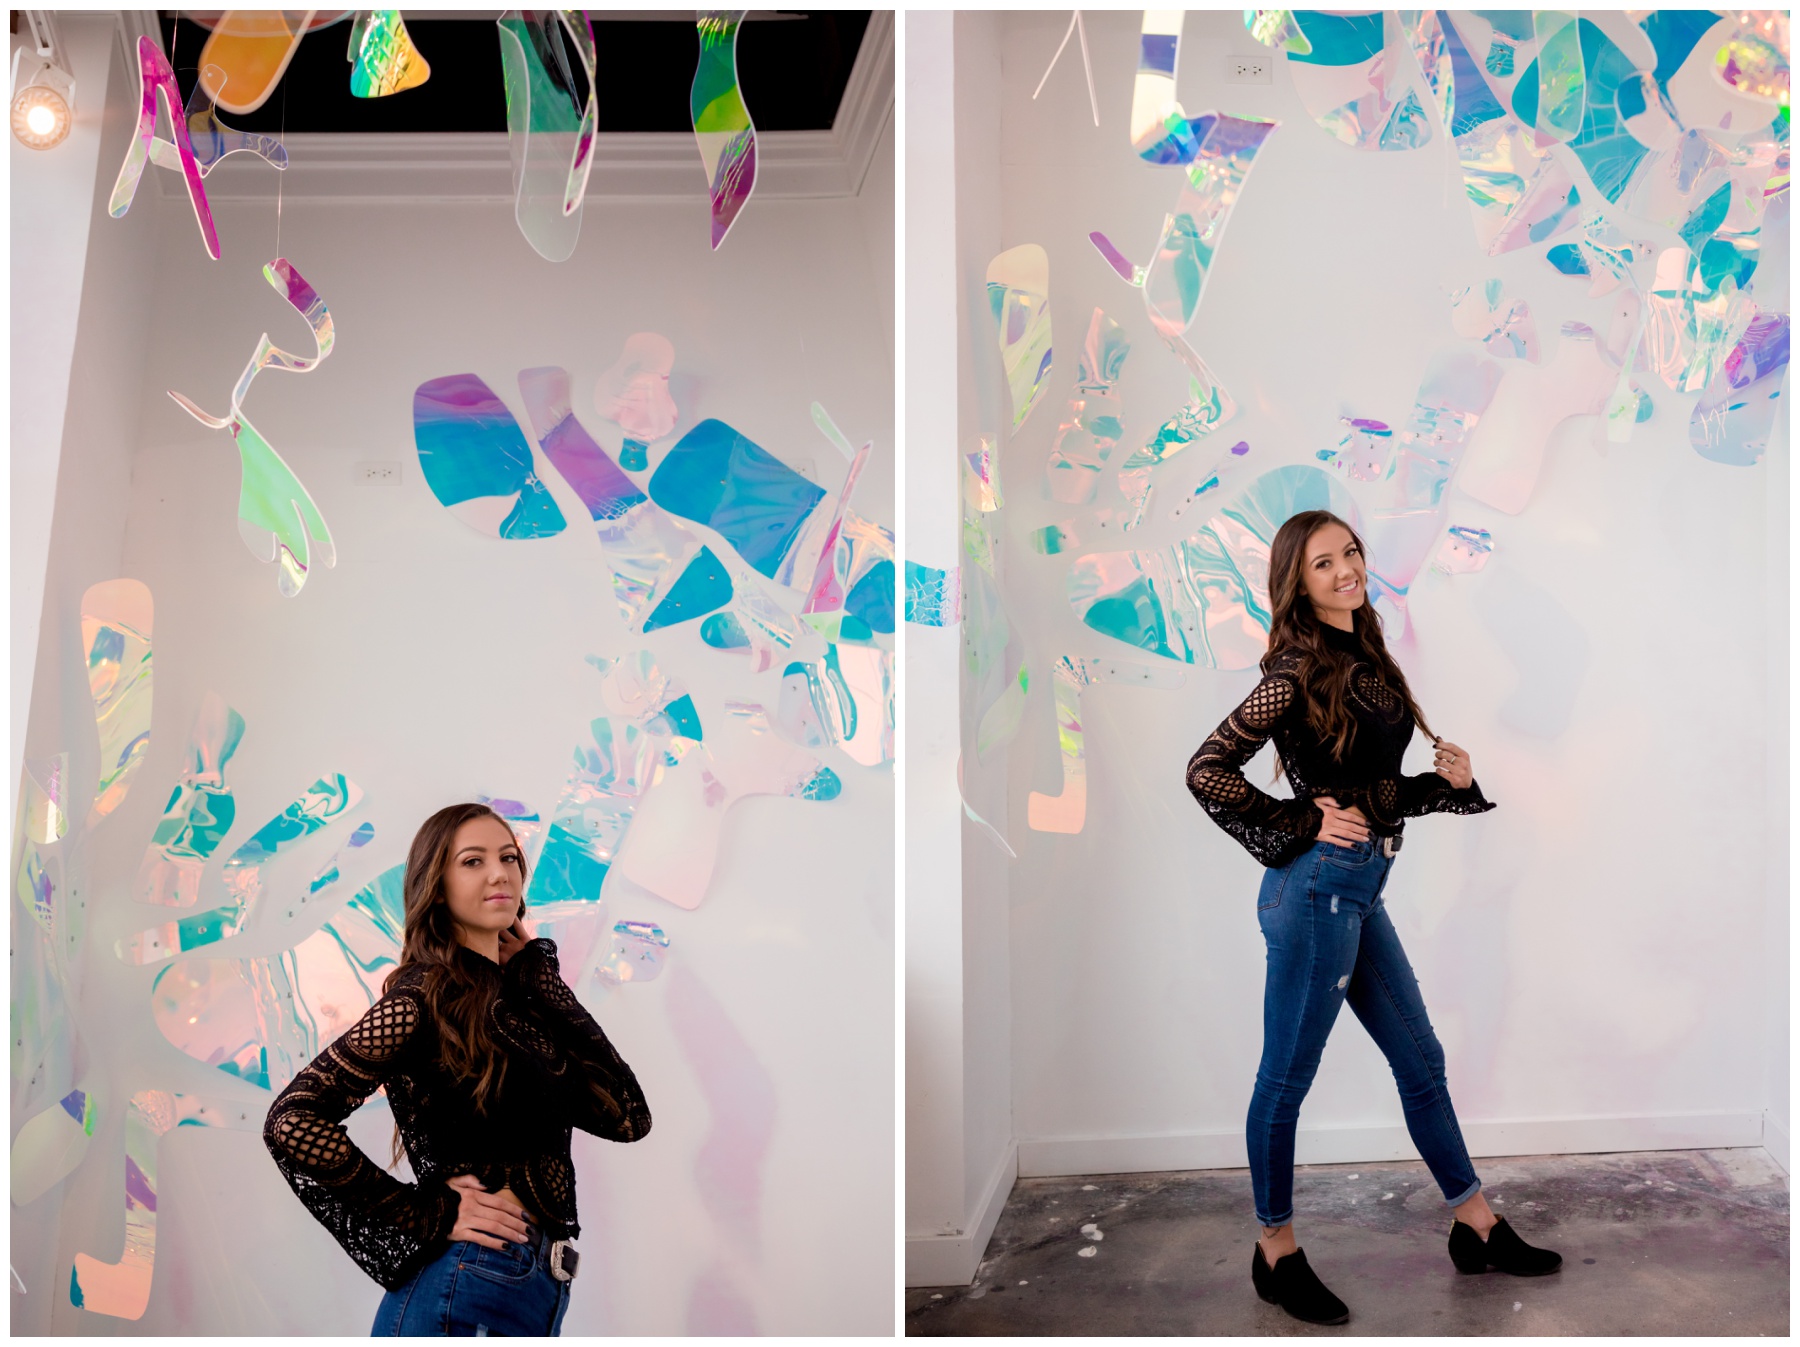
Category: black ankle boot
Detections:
[
  {"x1": 1448, "y1": 1217, "x2": 1563, "y2": 1276},
  {"x1": 1252, "y1": 1243, "x2": 1350, "y2": 1325}
]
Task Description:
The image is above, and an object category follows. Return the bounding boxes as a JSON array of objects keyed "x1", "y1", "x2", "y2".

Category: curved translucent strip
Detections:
[
  {"x1": 21, "y1": 752, "x2": 70, "y2": 845},
  {"x1": 1514, "y1": 20, "x2": 1653, "y2": 207},
  {"x1": 348, "y1": 10, "x2": 431, "y2": 98},
  {"x1": 1530, "y1": 11, "x2": 1585, "y2": 145},
  {"x1": 903, "y1": 560, "x2": 959, "y2": 627},
  {"x1": 196, "y1": 10, "x2": 328, "y2": 115},
  {"x1": 1643, "y1": 249, "x2": 1759, "y2": 396},
  {"x1": 110, "y1": 36, "x2": 220, "y2": 259},
  {"x1": 792, "y1": 512, "x2": 895, "y2": 648},
  {"x1": 1449, "y1": 280, "x2": 1541, "y2": 361},
  {"x1": 1046, "y1": 309, "x2": 1132, "y2": 505},
  {"x1": 147, "y1": 63, "x2": 287, "y2": 177},
  {"x1": 136, "y1": 692, "x2": 245, "y2": 907},
  {"x1": 305, "y1": 818, "x2": 375, "y2": 897},
  {"x1": 1130, "y1": 11, "x2": 1197, "y2": 163},
  {"x1": 976, "y1": 661, "x2": 1030, "y2": 760},
  {"x1": 68, "y1": 1090, "x2": 177, "y2": 1320},
  {"x1": 80, "y1": 580, "x2": 154, "y2": 827},
  {"x1": 648, "y1": 418, "x2": 828, "y2": 583},
  {"x1": 1089, "y1": 231, "x2": 1147, "y2": 286},
  {"x1": 11, "y1": 1086, "x2": 95, "y2": 1208},
  {"x1": 1284, "y1": 11, "x2": 1431, "y2": 151},
  {"x1": 1433, "y1": 525, "x2": 1494, "y2": 575},
  {"x1": 16, "y1": 839, "x2": 55, "y2": 937},
  {"x1": 987, "y1": 245, "x2": 1054, "y2": 430},
  {"x1": 169, "y1": 259, "x2": 338, "y2": 594},
  {"x1": 517, "y1": 365, "x2": 704, "y2": 629},
  {"x1": 1026, "y1": 658, "x2": 1089, "y2": 835},
  {"x1": 1319, "y1": 417, "x2": 1395, "y2": 483},
  {"x1": 497, "y1": 11, "x2": 600, "y2": 262},
  {"x1": 811, "y1": 400, "x2": 860, "y2": 461},
  {"x1": 1402, "y1": 9, "x2": 1453, "y2": 130},
  {"x1": 597, "y1": 921, "x2": 671, "y2": 985},
  {"x1": 415, "y1": 373, "x2": 566, "y2": 540},
  {"x1": 1068, "y1": 465, "x2": 1358, "y2": 669},
  {"x1": 595, "y1": 333, "x2": 678, "y2": 440},
  {"x1": 692, "y1": 11, "x2": 758, "y2": 249},
  {"x1": 1690, "y1": 310, "x2": 1789, "y2": 465},
  {"x1": 965, "y1": 436, "x2": 1003, "y2": 513},
  {"x1": 121, "y1": 774, "x2": 363, "y2": 965},
  {"x1": 151, "y1": 863, "x2": 407, "y2": 1093},
  {"x1": 960, "y1": 438, "x2": 1011, "y2": 726},
  {"x1": 12, "y1": 841, "x2": 72, "y2": 1120},
  {"x1": 801, "y1": 440, "x2": 873, "y2": 614},
  {"x1": 1117, "y1": 333, "x2": 1238, "y2": 517},
  {"x1": 1714, "y1": 12, "x2": 1790, "y2": 104},
  {"x1": 703, "y1": 581, "x2": 806, "y2": 671},
  {"x1": 612, "y1": 711, "x2": 839, "y2": 910},
  {"x1": 1168, "y1": 438, "x2": 1255, "y2": 522}
]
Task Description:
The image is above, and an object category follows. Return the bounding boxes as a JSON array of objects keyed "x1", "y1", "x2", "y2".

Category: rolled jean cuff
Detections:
[
  {"x1": 1254, "y1": 1207, "x2": 1294, "y2": 1229},
  {"x1": 1443, "y1": 1176, "x2": 1482, "y2": 1208}
]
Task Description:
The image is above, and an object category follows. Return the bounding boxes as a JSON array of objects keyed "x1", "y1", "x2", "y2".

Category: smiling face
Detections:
[
  {"x1": 439, "y1": 815, "x2": 524, "y2": 948},
  {"x1": 1300, "y1": 521, "x2": 1367, "y2": 629}
]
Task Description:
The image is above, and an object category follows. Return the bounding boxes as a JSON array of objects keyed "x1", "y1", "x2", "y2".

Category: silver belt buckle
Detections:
[
  {"x1": 549, "y1": 1239, "x2": 578, "y2": 1282},
  {"x1": 1381, "y1": 834, "x2": 1403, "y2": 858}
]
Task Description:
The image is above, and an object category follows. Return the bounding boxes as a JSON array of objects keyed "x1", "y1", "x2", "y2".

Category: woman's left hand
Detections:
[
  {"x1": 1433, "y1": 738, "x2": 1473, "y2": 790},
  {"x1": 497, "y1": 916, "x2": 536, "y2": 969}
]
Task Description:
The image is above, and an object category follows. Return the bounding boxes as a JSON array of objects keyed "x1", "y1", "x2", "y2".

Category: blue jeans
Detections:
[
  {"x1": 371, "y1": 1224, "x2": 573, "y2": 1336},
  {"x1": 1247, "y1": 838, "x2": 1482, "y2": 1227}
]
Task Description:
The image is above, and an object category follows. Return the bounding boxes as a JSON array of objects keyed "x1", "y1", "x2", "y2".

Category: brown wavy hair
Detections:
[
  {"x1": 384, "y1": 802, "x2": 527, "y2": 1116},
  {"x1": 1265, "y1": 509, "x2": 1435, "y2": 762}
]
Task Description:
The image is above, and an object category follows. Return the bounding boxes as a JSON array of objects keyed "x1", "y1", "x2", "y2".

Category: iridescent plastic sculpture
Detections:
[
  {"x1": 1068, "y1": 465, "x2": 1357, "y2": 669},
  {"x1": 11, "y1": 1087, "x2": 95, "y2": 1208},
  {"x1": 904, "y1": 561, "x2": 959, "y2": 627},
  {"x1": 111, "y1": 35, "x2": 220, "y2": 259},
  {"x1": 67, "y1": 1090, "x2": 176, "y2": 1319},
  {"x1": 692, "y1": 11, "x2": 759, "y2": 249},
  {"x1": 80, "y1": 580, "x2": 153, "y2": 827},
  {"x1": 121, "y1": 774, "x2": 363, "y2": 965},
  {"x1": 1322, "y1": 417, "x2": 1394, "y2": 482},
  {"x1": 596, "y1": 921, "x2": 671, "y2": 985},
  {"x1": 612, "y1": 705, "x2": 839, "y2": 910},
  {"x1": 348, "y1": 10, "x2": 431, "y2": 97},
  {"x1": 1690, "y1": 311, "x2": 1790, "y2": 465},
  {"x1": 1280, "y1": 10, "x2": 1432, "y2": 150},
  {"x1": 595, "y1": 333, "x2": 679, "y2": 441},
  {"x1": 517, "y1": 365, "x2": 711, "y2": 629},
  {"x1": 648, "y1": 419, "x2": 828, "y2": 583},
  {"x1": 415, "y1": 373, "x2": 568, "y2": 540},
  {"x1": 497, "y1": 11, "x2": 600, "y2": 262},
  {"x1": 1433, "y1": 525, "x2": 1494, "y2": 574},
  {"x1": 197, "y1": 11, "x2": 350, "y2": 114},
  {"x1": 1046, "y1": 310, "x2": 1132, "y2": 504},
  {"x1": 987, "y1": 245, "x2": 1055, "y2": 430},
  {"x1": 1025, "y1": 656, "x2": 1187, "y2": 835},
  {"x1": 1450, "y1": 279, "x2": 1542, "y2": 361},
  {"x1": 306, "y1": 819, "x2": 375, "y2": 898},
  {"x1": 151, "y1": 64, "x2": 288, "y2": 177},
  {"x1": 21, "y1": 753, "x2": 70, "y2": 845},
  {"x1": 169, "y1": 259, "x2": 338, "y2": 594},
  {"x1": 136, "y1": 692, "x2": 245, "y2": 908},
  {"x1": 773, "y1": 646, "x2": 894, "y2": 768},
  {"x1": 1714, "y1": 11, "x2": 1790, "y2": 104},
  {"x1": 1131, "y1": 11, "x2": 1198, "y2": 162}
]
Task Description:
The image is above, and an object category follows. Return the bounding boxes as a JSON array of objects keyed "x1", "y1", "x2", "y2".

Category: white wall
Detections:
[
  {"x1": 13, "y1": 65, "x2": 893, "y2": 1334},
  {"x1": 974, "y1": 10, "x2": 1787, "y2": 1178}
]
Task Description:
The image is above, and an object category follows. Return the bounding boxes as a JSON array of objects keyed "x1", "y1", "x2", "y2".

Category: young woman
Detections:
[
  {"x1": 1186, "y1": 510, "x2": 1560, "y2": 1326},
  {"x1": 264, "y1": 801, "x2": 650, "y2": 1336}
]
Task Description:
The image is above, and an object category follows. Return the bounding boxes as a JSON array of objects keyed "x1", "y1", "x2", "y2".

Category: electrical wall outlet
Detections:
[
  {"x1": 1226, "y1": 54, "x2": 1272, "y2": 84},
  {"x1": 356, "y1": 461, "x2": 401, "y2": 484}
]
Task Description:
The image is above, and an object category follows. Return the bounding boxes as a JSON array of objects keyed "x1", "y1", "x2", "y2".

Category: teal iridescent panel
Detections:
[
  {"x1": 596, "y1": 921, "x2": 670, "y2": 985},
  {"x1": 136, "y1": 692, "x2": 245, "y2": 907},
  {"x1": 1046, "y1": 309, "x2": 1132, "y2": 505},
  {"x1": 903, "y1": 561, "x2": 958, "y2": 627},
  {"x1": 641, "y1": 546, "x2": 733, "y2": 632},
  {"x1": 1285, "y1": 11, "x2": 1431, "y2": 151},
  {"x1": 1691, "y1": 313, "x2": 1789, "y2": 466},
  {"x1": 1068, "y1": 465, "x2": 1358, "y2": 669},
  {"x1": 81, "y1": 580, "x2": 154, "y2": 827},
  {"x1": 647, "y1": 418, "x2": 827, "y2": 580},
  {"x1": 414, "y1": 373, "x2": 567, "y2": 539},
  {"x1": 846, "y1": 558, "x2": 895, "y2": 634}
]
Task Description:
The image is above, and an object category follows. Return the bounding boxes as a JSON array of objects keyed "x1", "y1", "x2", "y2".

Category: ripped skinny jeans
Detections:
[{"x1": 1247, "y1": 838, "x2": 1481, "y2": 1228}]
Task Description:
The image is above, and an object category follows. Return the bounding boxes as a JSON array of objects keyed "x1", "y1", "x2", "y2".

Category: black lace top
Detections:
[
  {"x1": 263, "y1": 938, "x2": 650, "y2": 1291},
  {"x1": 1186, "y1": 622, "x2": 1495, "y2": 868}
]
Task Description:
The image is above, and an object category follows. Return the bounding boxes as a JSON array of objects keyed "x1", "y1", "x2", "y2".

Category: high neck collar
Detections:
[
  {"x1": 454, "y1": 941, "x2": 502, "y2": 975},
  {"x1": 1318, "y1": 619, "x2": 1361, "y2": 652}
]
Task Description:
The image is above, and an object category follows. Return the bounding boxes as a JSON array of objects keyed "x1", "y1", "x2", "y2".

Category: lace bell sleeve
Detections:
[
  {"x1": 1186, "y1": 666, "x2": 1325, "y2": 868},
  {"x1": 502, "y1": 938, "x2": 652, "y2": 1143},
  {"x1": 263, "y1": 987, "x2": 457, "y2": 1291}
]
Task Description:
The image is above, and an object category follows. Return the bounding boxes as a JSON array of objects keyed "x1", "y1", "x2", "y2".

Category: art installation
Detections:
[
  {"x1": 347, "y1": 10, "x2": 431, "y2": 98},
  {"x1": 195, "y1": 10, "x2": 346, "y2": 114},
  {"x1": 1044, "y1": 309, "x2": 1131, "y2": 504},
  {"x1": 1433, "y1": 524, "x2": 1494, "y2": 575},
  {"x1": 1026, "y1": 655, "x2": 1186, "y2": 835},
  {"x1": 156, "y1": 65, "x2": 288, "y2": 176},
  {"x1": 11, "y1": 1086, "x2": 95, "y2": 1208},
  {"x1": 414, "y1": 372, "x2": 569, "y2": 540},
  {"x1": 904, "y1": 560, "x2": 959, "y2": 627},
  {"x1": 596, "y1": 920, "x2": 671, "y2": 985},
  {"x1": 110, "y1": 35, "x2": 220, "y2": 259},
  {"x1": 80, "y1": 580, "x2": 153, "y2": 828},
  {"x1": 169, "y1": 259, "x2": 338, "y2": 595},
  {"x1": 987, "y1": 244, "x2": 1055, "y2": 430},
  {"x1": 496, "y1": 10, "x2": 601, "y2": 263},
  {"x1": 1280, "y1": 10, "x2": 1433, "y2": 151},
  {"x1": 692, "y1": 11, "x2": 759, "y2": 249},
  {"x1": 595, "y1": 333, "x2": 680, "y2": 442},
  {"x1": 67, "y1": 1091, "x2": 176, "y2": 1320},
  {"x1": 136, "y1": 692, "x2": 245, "y2": 908}
]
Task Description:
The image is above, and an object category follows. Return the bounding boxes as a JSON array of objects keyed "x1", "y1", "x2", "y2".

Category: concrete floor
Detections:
[{"x1": 906, "y1": 1149, "x2": 1789, "y2": 1336}]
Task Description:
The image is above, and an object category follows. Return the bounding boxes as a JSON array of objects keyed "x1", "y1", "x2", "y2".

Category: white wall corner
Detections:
[
  {"x1": 905, "y1": 1139, "x2": 1018, "y2": 1288},
  {"x1": 1763, "y1": 1110, "x2": 1789, "y2": 1174}
]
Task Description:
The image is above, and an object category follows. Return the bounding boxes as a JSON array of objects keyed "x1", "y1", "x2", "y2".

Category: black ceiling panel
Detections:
[{"x1": 153, "y1": 12, "x2": 872, "y2": 134}]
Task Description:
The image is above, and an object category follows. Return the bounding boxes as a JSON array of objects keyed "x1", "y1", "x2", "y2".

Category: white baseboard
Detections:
[
  {"x1": 1764, "y1": 1110, "x2": 1790, "y2": 1173},
  {"x1": 904, "y1": 1140, "x2": 1018, "y2": 1288},
  {"x1": 1018, "y1": 1112, "x2": 1766, "y2": 1179}
]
